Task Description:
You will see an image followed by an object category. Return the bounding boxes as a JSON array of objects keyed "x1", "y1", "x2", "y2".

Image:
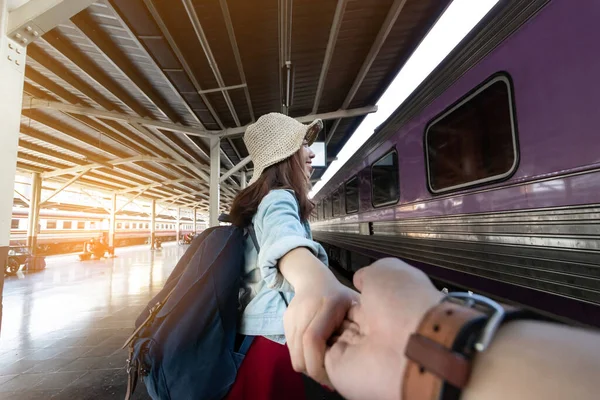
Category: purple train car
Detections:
[{"x1": 311, "y1": 0, "x2": 600, "y2": 328}]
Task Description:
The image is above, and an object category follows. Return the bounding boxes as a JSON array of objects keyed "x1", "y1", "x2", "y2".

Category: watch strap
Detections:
[{"x1": 402, "y1": 301, "x2": 484, "y2": 400}]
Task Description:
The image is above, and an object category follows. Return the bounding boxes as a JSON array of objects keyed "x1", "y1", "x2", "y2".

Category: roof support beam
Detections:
[
  {"x1": 40, "y1": 168, "x2": 89, "y2": 206},
  {"x1": 41, "y1": 156, "x2": 186, "y2": 179},
  {"x1": 20, "y1": 123, "x2": 115, "y2": 167},
  {"x1": 19, "y1": 134, "x2": 184, "y2": 196},
  {"x1": 25, "y1": 49, "x2": 175, "y2": 157},
  {"x1": 325, "y1": 0, "x2": 408, "y2": 145},
  {"x1": 42, "y1": 31, "x2": 151, "y2": 118},
  {"x1": 16, "y1": 162, "x2": 46, "y2": 174},
  {"x1": 220, "y1": 156, "x2": 251, "y2": 183},
  {"x1": 141, "y1": 0, "x2": 239, "y2": 170},
  {"x1": 23, "y1": 98, "x2": 213, "y2": 138},
  {"x1": 19, "y1": 139, "x2": 85, "y2": 166},
  {"x1": 196, "y1": 84, "x2": 247, "y2": 95},
  {"x1": 27, "y1": 44, "x2": 116, "y2": 110},
  {"x1": 160, "y1": 190, "x2": 208, "y2": 203},
  {"x1": 8, "y1": 0, "x2": 96, "y2": 45},
  {"x1": 115, "y1": 188, "x2": 150, "y2": 213},
  {"x1": 21, "y1": 94, "x2": 208, "y2": 199},
  {"x1": 219, "y1": 105, "x2": 378, "y2": 138},
  {"x1": 103, "y1": 1, "x2": 206, "y2": 128},
  {"x1": 22, "y1": 80, "x2": 205, "y2": 185},
  {"x1": 312, "y1": 0, "x2": 348, "y2": 114},
  {"x1": 218, "y1": 0, "x2": 255, "y2": 122},
  {"x1": 117, "y1": 178, "x2": 187, "y2": 195},
  {"x1": 71, "y1": 10, "x2": 182, "y2": 123},
  {"x1": 80, "y1": 188, "x2": 111, "y2": 213},
  {"x1": 142, "y1": 0, "x2": 224, "y2": 130},
  {"x1": 131, "y1": 123, "x2": 211, "y2": 183},
  {"x1": 182, "y1": 200, "x2": 205, "y2": 209},
  {"x1": 13, "y1": 189, "x2": 31, "y2": 206},
  {"x1": 104, "y1": 1, "x2": 220, "y2": 166},
  {"x1": 182, "y1": 0, "x2": 240, "y2": 127}
]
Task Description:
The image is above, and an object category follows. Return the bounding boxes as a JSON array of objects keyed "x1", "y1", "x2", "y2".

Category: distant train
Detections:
[
  {"x1": 311, "y1": 1, "x2": 600, "y2": 328},
  {"x1": 10, "y1": 207, "x2": 205, "y2": 255}
]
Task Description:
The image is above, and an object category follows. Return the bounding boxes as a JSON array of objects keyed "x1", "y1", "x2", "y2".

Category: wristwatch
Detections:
[{"x1": 402, "y1": 292, "x2": 529, "y2": 400}]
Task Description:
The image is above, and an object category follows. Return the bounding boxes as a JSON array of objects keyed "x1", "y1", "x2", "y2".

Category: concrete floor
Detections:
[
  {"x1": 0, "y1": 242, "x2": 349, "y2": 400},
  {"x1": 0, "y1": 243, "x2": 187, "y2": 399}
]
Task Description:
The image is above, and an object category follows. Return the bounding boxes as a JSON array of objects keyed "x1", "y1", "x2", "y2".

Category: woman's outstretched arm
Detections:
[{"x1": 279, "y1": 247, "x2": 358, "y2": 387}]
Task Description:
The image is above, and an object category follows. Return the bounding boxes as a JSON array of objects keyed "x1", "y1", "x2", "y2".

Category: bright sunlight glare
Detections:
[{"x1": 309, "y1": 0, "x2": 500, "y2": 198}]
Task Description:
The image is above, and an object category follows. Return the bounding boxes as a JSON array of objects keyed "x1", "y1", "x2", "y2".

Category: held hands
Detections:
[
  {"x1": 288, "y1": 258, "x2": 442, "y2": 400},
  {"x1": 282, "y1": 264, "x2": 359, "y2": 387}
]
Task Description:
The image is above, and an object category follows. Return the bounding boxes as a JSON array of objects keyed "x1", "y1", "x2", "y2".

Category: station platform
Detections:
[
  {"x1": 0, "y1": 243, "x2": 350, "y2": 399},
  {"x1": 0, "y1": 243, "x2": 187, "y2": 399}
]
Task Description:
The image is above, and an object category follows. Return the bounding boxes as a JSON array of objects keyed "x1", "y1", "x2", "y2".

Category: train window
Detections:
[
  {"x1": 117, "y1": 222, "x2": 122, "y2": 229},
  {"x1": 145, "y1": 223, "x2": 149, "y2": 229},
  {"x1": 332, "y1": 190, "x2": 341, "y2": 217},
  {"x1": 371, "y1": 150, "x2": 400, "y2": 207},
  {"x1": 90, "y1": 222, "x2": 96, "y2": 229},
  {"x1": 63, "y1": 221, "x2": 72, "y2": 229},
  {"x1": 345, "y1": 176, "x2": 359, "y2": 214},
  {"x1": 425, "y1": 74, "x2": 518, "y2": 193},
  {"x1": 125, "y1": 222, "x2": 130, "y2": 229},
  {"x1": 77, "y1": 221, "x2": 85, "y2": 229},
  {"x1": 47, "y1": 220, "x2": 57, "y2": 229},
  {"x1": 317, "y1": 202, "x2": 323, "y2": 221},
  {"x1": 11, "y1": 219, "x2": 19, "y2": 229}
]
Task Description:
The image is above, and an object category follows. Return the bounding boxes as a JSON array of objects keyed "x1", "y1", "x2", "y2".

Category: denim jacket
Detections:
[{"x1": 238, "y1": 189, "x2": 328, "y2": 344}]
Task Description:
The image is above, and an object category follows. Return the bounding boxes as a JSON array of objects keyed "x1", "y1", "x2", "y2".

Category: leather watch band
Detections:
[
  {"x1": 402, "y1": 293, "x2": 528, "y2": 400},
  {"x1": 402, "y1": 302, "x2": 485, "y2": 400}
]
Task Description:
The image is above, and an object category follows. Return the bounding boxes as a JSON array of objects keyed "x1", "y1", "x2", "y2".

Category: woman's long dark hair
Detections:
[{"x1": 229, "y1": 150, "x2": 313, "y2": 227}]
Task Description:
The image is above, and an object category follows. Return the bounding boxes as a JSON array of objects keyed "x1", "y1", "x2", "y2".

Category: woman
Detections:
[{"x1": 226, "y1": 113, "x2": 357, "y2": 399}]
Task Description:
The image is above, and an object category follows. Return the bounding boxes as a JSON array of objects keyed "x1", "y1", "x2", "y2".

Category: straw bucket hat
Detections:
[{"x1": 244, "y1": 112, "x2": 323, "y2": 185}]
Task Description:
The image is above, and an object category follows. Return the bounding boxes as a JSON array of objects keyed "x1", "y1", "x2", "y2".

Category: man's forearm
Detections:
[{"x1": 462, "y1": 320, "x2": 600, "y2": 400}]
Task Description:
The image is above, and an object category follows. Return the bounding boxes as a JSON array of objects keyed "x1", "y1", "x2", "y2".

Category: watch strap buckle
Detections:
[{"x1": 442, "y1": 292, "x2": 506, "y2": 351}]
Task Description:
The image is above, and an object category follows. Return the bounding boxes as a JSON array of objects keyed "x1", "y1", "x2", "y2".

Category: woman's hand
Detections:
[
  {"x1": 324, "y1": 258, "x2": 442, "y2": 400},
  {"x1": 279, "y1": 248, "x2": 359, "y2": 386}
]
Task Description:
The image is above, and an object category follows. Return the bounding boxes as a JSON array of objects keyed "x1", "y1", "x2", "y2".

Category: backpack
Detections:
[{"x1": 122, "y1": 222, "x2": 279, "y2": 400}]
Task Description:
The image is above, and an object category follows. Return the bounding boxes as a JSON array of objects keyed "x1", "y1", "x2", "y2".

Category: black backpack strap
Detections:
[
  {"x1": 247, "y1": 223, "x2": 289, "y2": 307},
  {"x1": 238, "y1": 335, "x2": 255, "y2": 355},
  {"x1": 124, "y1": 350, "x2": 139, "y2": 400}
]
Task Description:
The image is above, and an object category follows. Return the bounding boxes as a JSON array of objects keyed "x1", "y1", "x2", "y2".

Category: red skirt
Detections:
[{"x1": 225, "y1": 336, "x2": 307, "y2": 400}]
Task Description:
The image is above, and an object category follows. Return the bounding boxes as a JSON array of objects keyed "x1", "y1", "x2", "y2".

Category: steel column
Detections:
[
  {"x1": 193, "y1": 208, "x2": 197, "y2": 233},
  {"x1": 209, "y1": 137, "x2": 220, "y2": 227},
  {"x1": 176, "y1": 207, "x2": 180, "y2": 242},
  {"x1": 0, "y1": 0, "x2": 26, "y2": 333},
  {"x1": 150, "y1": 199, "x2": 156, "y2": 250},
  {"x1": 240, "y1": 170, "x2": 247, "y2": 190},
  {"x1": 109, "y1": 192, "x2": 116, "y2": 249},
  {"x1": 27, "y1": 172, "x2": 42, "y2": 254}
]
